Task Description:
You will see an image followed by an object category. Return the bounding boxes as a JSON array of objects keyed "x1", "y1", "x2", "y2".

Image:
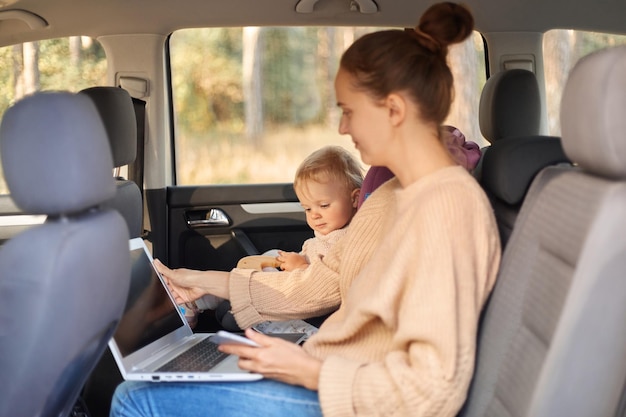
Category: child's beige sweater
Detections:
[{"x1": 229, "y1": 166, "x2": 501, "y2": 417}]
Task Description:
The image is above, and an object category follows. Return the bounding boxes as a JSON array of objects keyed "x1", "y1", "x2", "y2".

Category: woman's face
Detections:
[{"x1": 335, "y1": 68, "x2": 391, "y2": 166}]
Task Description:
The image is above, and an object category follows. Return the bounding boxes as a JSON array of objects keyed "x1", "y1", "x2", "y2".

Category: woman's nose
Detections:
[{"x1": 338, "y1": 118, "x2": 348, "y2": 135}]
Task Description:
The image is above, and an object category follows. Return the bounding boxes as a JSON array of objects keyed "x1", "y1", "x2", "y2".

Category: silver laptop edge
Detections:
[{"x1": 107, "y1": 237, "x2": 262, "y2": 382}]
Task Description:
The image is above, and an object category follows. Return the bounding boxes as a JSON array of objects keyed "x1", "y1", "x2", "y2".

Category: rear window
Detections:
[
  {"x1": 169, "y1": 27, "x2": 487, "y2": 185},
  {"x1": 0, "y1": 37, "x2": 107, "y2": 195}
]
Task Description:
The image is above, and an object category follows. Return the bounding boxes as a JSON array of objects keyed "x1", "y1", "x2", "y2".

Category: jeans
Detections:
[{"x1": 110, "y1": 379, "x2": 323, "y2": 417}]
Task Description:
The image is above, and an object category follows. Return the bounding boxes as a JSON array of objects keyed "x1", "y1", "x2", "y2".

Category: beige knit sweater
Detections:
[
  {"x1": 229, "y1": 166, "x2": 501, "y2": 417},
  {"x1": 300, "y1": 227, "x2": 348, "y2": 264}
]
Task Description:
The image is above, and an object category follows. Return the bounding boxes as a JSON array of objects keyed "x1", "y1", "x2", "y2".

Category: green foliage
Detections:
[
  {"x1": 38, "y1": 38, "x2": 107, "y2": 91},
  {"x1": 0, "y1": 47, "x2": 14, "y2": 117},
  {"x1": 577, "y1": 31, "x2": 626, "y2": 61},
  {"x1": 262, "y1": 27, "x2": 323, "y2": 126},
  {"x1": 170, "y1": 28, "x2": 244, "y2": 135},
  {"x1": 0, "y1": 37, "x2": 107, "y2": 194},
  {"x1": 171, "y1": 26, "x2": 344, "y2": 142}
]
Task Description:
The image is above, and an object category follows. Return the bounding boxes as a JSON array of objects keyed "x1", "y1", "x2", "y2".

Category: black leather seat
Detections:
[
  {"x1": 80, "y1": 86, "x2": 143, "y2": 238},
  {"x1": 480, "y1": 135, "x2": 569, "y2": 246},
  {"x1": 475, "y1": 68, "x2": 570, "y2": 247}
]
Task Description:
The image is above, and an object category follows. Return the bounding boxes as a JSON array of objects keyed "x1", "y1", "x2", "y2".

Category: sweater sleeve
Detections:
[
  {"x1": 315, "y1": 175, "x2": 501, "y2": 417},
  {"x1": 228, "y1": 243, "x2": 344, "y2": 329}
]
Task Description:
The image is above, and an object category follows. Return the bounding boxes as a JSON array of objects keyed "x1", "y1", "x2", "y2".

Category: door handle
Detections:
[{"x1": 186, "y1": 208, "x2": 230, "y2": 228}]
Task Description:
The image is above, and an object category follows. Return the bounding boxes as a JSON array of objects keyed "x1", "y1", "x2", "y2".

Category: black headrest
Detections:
[
  {"x1": 479, "y1": 69, "x2": 541, "y2": 144},
  {"x1": 80, "y1": 87, "x2": 137, "y2": 168},
  {"x1": 481, "y1": 136, "x2": 570, "y2": 205}
]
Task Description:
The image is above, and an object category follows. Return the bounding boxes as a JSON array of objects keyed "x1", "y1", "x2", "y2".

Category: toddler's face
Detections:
[{"x1": 296, "y1": 179, "x2": 357, "y2": 236}]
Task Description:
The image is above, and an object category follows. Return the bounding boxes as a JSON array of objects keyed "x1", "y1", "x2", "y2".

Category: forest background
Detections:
[{"x1": 0, "y1": 28, "x2": 623, "y2": 192}]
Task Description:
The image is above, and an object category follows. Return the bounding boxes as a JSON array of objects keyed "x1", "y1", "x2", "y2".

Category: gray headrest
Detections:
[
  {"x1": 0, "y1": 92, "x2": 115, "y2": 215},
  {"x1": 481, "y1": 136, "x2": 570, "y2": 205},
  {"x1": 479, "y1": 69, "x2": 541, "y2": 144},
  {"x1": 80, "y1": 87, "x2": 137, "y2": 168},
  {"x1": 560, "y1": 46, "x2": 626, "y2": 179}
]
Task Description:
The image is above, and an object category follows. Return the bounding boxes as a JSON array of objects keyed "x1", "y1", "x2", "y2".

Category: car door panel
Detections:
[{"x1": 164, "y1": 184, "x2": 312, "y2": 272}]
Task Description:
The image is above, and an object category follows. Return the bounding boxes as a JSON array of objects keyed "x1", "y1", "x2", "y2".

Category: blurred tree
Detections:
[
  {"x1": 243, "y1": 26, "x2": 263, "y2": 146},
  {"x1": 448, "y1": 34, "x2": 483, "y2": 144},
  {"x1": 170, "y1": 28, "x2": 243, "y2": 136},
  {"x1": 0, "y1": 37, "x2": 106, "y2": 194}
]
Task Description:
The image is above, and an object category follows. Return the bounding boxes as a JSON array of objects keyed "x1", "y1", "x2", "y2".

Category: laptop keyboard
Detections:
[{"x1": 156, "y1": 338, "x2": 229, "y2": 372}]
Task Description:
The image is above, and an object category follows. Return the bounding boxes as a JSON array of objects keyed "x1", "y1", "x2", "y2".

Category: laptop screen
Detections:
[{"x1": 113, "y1": 248, "x2": 185, "y2": 357}]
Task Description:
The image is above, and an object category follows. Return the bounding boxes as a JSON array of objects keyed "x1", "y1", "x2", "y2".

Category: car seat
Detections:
[
  {"x1": 0, "y1": 92, "x2": 130, "y2": 417},
  {"x1": 459, "y1": 45, "x2": 626, "y2": 417},
  {"x1": 80, "y1": 86, "x2": 143, "y2": 238},
  {"x1": 475, "y1": 69, "x2": 571, "y2": 247},
  {"x1": 78, "y1": 86, "x2": 143, "y2": 417}
]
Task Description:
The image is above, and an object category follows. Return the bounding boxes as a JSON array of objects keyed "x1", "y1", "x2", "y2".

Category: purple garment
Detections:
[
  {"x1": 442, "y1": 125, "x2": 481, "y2": 171},
  {"x1": 357, "y1": 125, "x2": 481, "y2": 208}
]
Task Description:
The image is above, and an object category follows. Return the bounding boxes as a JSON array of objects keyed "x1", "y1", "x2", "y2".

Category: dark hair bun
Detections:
[{"x1": 414, "y1": 2, "x2": 474, "y2": 55}]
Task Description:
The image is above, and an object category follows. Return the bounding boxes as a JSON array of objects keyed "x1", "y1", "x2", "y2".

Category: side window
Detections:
[
  {"x1": 544, "y1": 30, "x2": 626, "y2": 136},
  {"x1": 170, "y1": 28, "x2": 486, "y2": 185},
  {"x1": 0, "y1": 37, "x2": 107, "y2": 195}
]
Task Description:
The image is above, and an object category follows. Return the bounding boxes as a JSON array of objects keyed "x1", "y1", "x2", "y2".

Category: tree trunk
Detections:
[
  {"x1": 243, "y1": 27, "x2": 263, "y2": 146},
  {"x1": 317, "y1": 27, "x2": 338, "y2": 128},
  {"x1": 12, "y1": 44, "x2": 23, "y2": 100},
  {"x1": 70, "y1": 36, "x2": 82, "y2": 66},
  {"x1": 448, "y1": 36, "x2": 482, "y2": 145},
  {"x1": 544, "y1": 30, "x2": 576, "y2": 135},
  {"x1": 22, "y1": 41, "x2": 40, "y2": 96}
]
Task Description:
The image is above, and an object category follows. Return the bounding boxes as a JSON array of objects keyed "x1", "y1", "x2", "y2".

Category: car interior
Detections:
[{"x1": 0, "y1": 0, "x2": 625, "y2": 416}]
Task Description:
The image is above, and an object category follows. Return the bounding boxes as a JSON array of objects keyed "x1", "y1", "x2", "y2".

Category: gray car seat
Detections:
[
  {"x1": 459, "y1": 45, "x2": 626, "y2": 417},
  {"x1": 0, "y1": 92, "x2": 130, "y2": 417},
  {"x1": 476, "y1": 68, "x2": 570, "y2": 247}
]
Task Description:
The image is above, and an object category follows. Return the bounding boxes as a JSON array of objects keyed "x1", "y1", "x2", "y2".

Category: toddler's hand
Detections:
[{"x1": 276, "y1": 251, "x2": 309, "y2": 271}]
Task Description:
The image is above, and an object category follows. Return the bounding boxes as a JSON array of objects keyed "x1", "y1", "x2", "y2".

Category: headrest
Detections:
[
  {"x1": 80, "y1": 87, "x2": 137, "y2": 168},
  {"x1": 560, "y1": 46, "x2": 626, "y2": 179},
  {"x1": 0, "y1": 92, "x2": 116, "y2": 215},
  {"x1": 479, "y1": 69, "x2": 541, "y2": 144},
  {"x1": 481, "y1": 136, "x2": 570, "y2": 205}
]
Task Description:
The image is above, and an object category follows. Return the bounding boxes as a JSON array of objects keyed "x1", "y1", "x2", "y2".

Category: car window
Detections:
[
  {"x1": 0, "y1": 37, "x2": 107, "y2": 195},
  {"x1": 170, "y1": 28, "x2": 486, "y2": 185},
  {"x1": 544, "y1": 30, "x2": 626, "y2": 136}
]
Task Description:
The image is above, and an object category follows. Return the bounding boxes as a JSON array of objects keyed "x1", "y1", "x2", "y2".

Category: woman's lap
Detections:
[{"x1": 110, "y1": 379, "x2": 322, "y2": 417}]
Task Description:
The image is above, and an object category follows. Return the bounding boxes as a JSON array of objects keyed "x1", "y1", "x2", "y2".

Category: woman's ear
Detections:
[
  {"x1": 386, "y1": 93, "x2": 406, "y2": 126},
  {"x1": 351, "y1": 188, "x2": 361, "y2": 208}
]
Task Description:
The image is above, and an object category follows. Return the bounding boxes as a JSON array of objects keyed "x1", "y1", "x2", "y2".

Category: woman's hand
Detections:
[
  {"x1": 154, "y1": 259, "x2": 229, "y2": 304},
  {"x1": 219, "y1": 328, "x2": 322, "y2": 391},
  {"x1": 277, "y1": 250, "x2": 309, "y2": 271}
]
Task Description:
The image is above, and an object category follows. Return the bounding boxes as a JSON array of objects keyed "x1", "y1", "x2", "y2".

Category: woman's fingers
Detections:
[
  {"x1": 244, "y1": 328, "x2": 277, "y2": 346},
  {"x1": 217, "y1": 328, "x2": 320, "y2": 389}
]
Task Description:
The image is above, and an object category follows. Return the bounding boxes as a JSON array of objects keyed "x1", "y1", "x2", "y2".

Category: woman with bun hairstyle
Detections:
[{"x1": 110, "y1": 3, "x2": 500, "y2": 416}]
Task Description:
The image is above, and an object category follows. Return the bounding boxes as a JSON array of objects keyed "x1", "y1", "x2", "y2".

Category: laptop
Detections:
[{"x1": 108, "y1": 237, "x2": 264, "y2": 382}]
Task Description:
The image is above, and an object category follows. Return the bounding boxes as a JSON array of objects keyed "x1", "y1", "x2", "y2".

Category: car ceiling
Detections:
[{"x1": 0, "y1": 0, "x2": 625, "y2": 47}]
